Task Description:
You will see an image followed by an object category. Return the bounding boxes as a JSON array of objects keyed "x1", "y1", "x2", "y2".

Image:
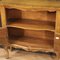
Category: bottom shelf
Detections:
[{"x1": 9, "y1": 37, "x2": 54, "y2": 52}]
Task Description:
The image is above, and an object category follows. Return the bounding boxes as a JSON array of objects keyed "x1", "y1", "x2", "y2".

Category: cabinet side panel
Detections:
[{"x1": 54, "y1": 11, "x2": 60, "y2": 53}]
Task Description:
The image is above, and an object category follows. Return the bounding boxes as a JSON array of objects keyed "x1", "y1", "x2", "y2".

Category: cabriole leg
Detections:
[{"x1": 4, "y1": 46, "x2": 9, "y2": 59}]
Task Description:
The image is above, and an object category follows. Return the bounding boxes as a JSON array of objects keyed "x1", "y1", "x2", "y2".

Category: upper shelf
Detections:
[{"x1": 7, "y1": 20, "x2": 55, "y2": 32}]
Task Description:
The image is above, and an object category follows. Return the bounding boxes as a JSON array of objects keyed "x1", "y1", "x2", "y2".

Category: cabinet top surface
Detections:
[
  {"x1": 0, "y1": 0, "x2": 60, "y2": 7},
  {"x1": 0, "y1": 0, "x2": 60, "y2": 11}
]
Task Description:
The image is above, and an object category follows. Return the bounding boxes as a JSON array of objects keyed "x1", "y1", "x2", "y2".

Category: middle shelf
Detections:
[{"x1": 7, "y1": 19, "x2": 55, "y2": 32}]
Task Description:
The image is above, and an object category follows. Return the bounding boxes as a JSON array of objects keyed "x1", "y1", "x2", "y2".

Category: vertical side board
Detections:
[
  {"x1": 54, "y1": 11, "x2": 60, "y2": 60},
  {"x1": 0, "y1": 5, "x2": 7, "y2": 27}
]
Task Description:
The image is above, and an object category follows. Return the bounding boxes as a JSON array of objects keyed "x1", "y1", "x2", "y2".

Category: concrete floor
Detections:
[{"x1": 0, "y1": 48, "x2": 58, "y2": 60}]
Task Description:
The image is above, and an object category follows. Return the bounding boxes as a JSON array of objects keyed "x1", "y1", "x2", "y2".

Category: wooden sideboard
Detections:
[{"x1": 0, "y1": 1, "x2": 60, "y2": 60}]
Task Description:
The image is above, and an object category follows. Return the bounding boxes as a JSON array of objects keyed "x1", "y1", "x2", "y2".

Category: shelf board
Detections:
[
  {"x1": 9, "y1": 37, "x2": 54, "y2": 52},
  {"x1": 7, "y1": 21, "x2": 55, "y2": 32}
]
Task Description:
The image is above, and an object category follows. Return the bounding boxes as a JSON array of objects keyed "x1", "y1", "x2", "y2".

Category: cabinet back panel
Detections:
[
  {"x1": 6, "y1": 8, "x2": 56, "y2": 22},
  {"x1": 6, "y1": 9, "x2": 22, "y2": 19},
  {"x1": 7, "y1": 27, "x2": 24, "y2": 37},
  {"x1": 24, "y1": 30, "x2": 54, "y2": 40},
  {"x1": 47, "y1": 12, "x2": 56, "y2": 22},
  {"x1": 21, "y1": 11, "x2": 47, "y2": 21},
  {"x1": 20, "y1": 19, "x2": 55, "y2": 27},
  {"x1": 22, "y1": 11, "x2": 56, "y2": 22}
]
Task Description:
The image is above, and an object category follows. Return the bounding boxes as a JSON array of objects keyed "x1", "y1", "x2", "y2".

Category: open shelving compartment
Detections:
[{"x1": 6, "y1": 8, "x2": 56, "y2": 52}]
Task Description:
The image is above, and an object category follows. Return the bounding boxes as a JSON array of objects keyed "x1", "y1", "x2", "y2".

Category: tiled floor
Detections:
[{"x1": 0, "y1": 48, "x2": 58, "y2": 60}]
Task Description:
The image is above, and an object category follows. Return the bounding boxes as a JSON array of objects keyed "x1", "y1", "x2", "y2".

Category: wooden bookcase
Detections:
[
  {"x1": 0, "y1": 5, "x2": 60, "y2": 60},
  {"x1": 5, "y1": 8, "x2": 55, "y2": 52}
]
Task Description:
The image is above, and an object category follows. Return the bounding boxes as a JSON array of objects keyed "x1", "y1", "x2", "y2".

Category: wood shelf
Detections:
[
  {"x1": 9, "y1": 36, "x2": 54, "y2": 52},
  {"x1": 7, "y1": 20, "x2": 55, "y2": 32}
]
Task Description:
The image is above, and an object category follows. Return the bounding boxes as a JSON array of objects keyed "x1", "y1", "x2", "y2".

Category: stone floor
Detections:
[{"x1": 0, "y1": 48, "x2": 58, "y2": 60}]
